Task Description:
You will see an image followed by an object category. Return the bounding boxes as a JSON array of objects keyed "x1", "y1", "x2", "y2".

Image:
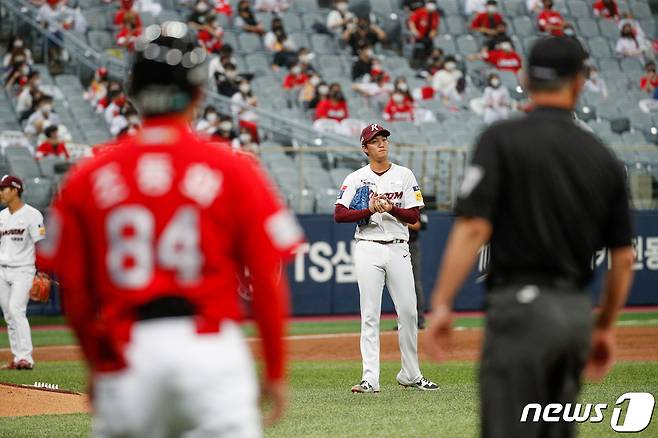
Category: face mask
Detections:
[
  {"x1": 127, "y1": 127, "x2": 138, "y2": 136},
  {"x1": 220, "y1": 121, "x2": 232, "y2": 131},
  {"x1": 490, "y1": 78, "x2": 500, "y2": 87},
  {"x1": 564, "y1": 28, "x2": 575, "y2": 36},
  {"x1": 291, "y1": 66, "x2": 302, "y2": 75},
  {"x1": 392, "y1": 94, "x2": 404, "y2": 104},
  {"x1": 239, "y1": 133, "x2": 251, "y2": 143},
  {"x1": 397, "y1": 83, "x2": 408, "y2": 92},
  {"x1": 41, "y1": 104, "x2": 52, "y2": 113},
  {"x1": 486, "y1": 5, "x2": 497, "y2": 13},
  {"x1": 239, "y1": 83, "x2": 250, "y2": 93},
  {"x1": 337, "y1": 2, "x2": 348, "y2": 11},
  {"x1": 318, "y1": 85, "x2": 329, "y2": 95},
  {"x1": 196, "y1": 2, "x2": 208, "y2": 12},
  {"x1": 21, "y1": 66, "x2": 30, "y2": 75},
  {"x1": 301, "y1": 53, "x2": 315, "y2": 63},
  {"x1": 226, "y1": 70, "x2": 238, "y2": 79},
  {"x1": 364, "y1": 49, "x2": 373, "y2": 58},
  {"x1": 129, "y1": 116, "x2": 140, "y2": 125},
  {"x1": 206, "y1": 112, "x2": 218, "y2": 122},
  {"x1": 14, "y1": 41, "x2": 23, "y2": 48},
  {"x1": 310, "y1": 76, "x2": 321, "y2": 86},
  {"x1": 589, "y1": 72, "x2": 598, "y2": 79},
  {"x1": 445, "y1": 62, "x2": 456, "y2": 71},
  {"x1": 499, "y1": 42, "x2": 512, "y2": 52},
  {"x1": 426, "y1": 3, "x2": 437, "y2": 11}
]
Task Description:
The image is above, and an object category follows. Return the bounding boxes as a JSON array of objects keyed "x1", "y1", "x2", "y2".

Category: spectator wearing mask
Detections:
[
  {"x1": 485, "y1": 20, "x2": 512, "y2": 51},
  {"x1": 300, "y1": 74, "x2": 322, "y2": 109},
  {"x1": 383, "y1": 91, "x2": 415, "y2": 122},
  {"x1": 393, "y1": 77, "x2": 414, "y2": 105},
  {"x1": 116, "y1": 10, "x2": 143, "y2": 52},
  {"x1": 465, "y1": 0, "x2": 487, "y2": 16},
  {"x1": 584, "y1": 66, "x2": 608, "y2": 98},
  {"x1": 616, "y1": 23, "x2": 651, "y2": 59},
  {"x1": 36, "y1": 125, "x2": 69, "y2": 159},
  {"x1": 352, "y1": 45, "x2": 374, "y2": 81},
  {"x1": 308, "y1": 81, "x2": 330, "y2": 110},
  {"x1": 432, "y1": 56, "x2": 464, "y2": 108},
  {"x1": 352, "y1": 72, "x2": 391, "y2": 111},
  {"x1": 327, "y1": 0, "x2": 355, "y2": 36},
  {"x1": 4, "y1": 61, "x2": 30, "y2": 90},
  {"x1": 208, "y1": 44, "x2": 237, "y2": 78},
  {"x1": 84, "y1": 67, "x2": 109, "y2": 106},
  {"x1": 37, "y1": 0, "x2": 73, "y2": 63},
  {"x1": 537, "y1": 0, "x2": 565, "y2": 36},
  {"x1": 593, "y1": 0, "x2": 619, "y2": 20},
  {"x1": 16, "y1": 71, "x2": 42, "y2": 120},
  {"x1": 3, "y1": 37, "x2": 33, "y2": 71},
  {"x1": 470, "y1": 1, "x2": 506, "y2": 38},
  {"x1": 408, "y1": 0, "x2": 440, "y2": 69},
  {"x1": 114, "y1": 0, "x2": 142, "y2": 27},
  {"x1": 212, "y1": 115, "x2": 238, "y2": 147},
  {"x1": 640, "y1": 62, "x2": 658, "y2": 94},
  {"x1": 526, "y1": 0, "x2": 542, "y2": 13},
  {"x1": 25, "y1": 95, "x2": 60, "y2": 139},
  {"x1": 264, "y1": 17, "x2": 297, "y2": 69},
  {"x1": 96, "y1": 81, "x2": 122, "y2": 113},
  {"x1": 618, "y1": 12, "x2": 649, "y2": 48},
  {"x1": 421, "y1": 48, "x2": 445, "y2": 77},
  {"x1": 188, "y1": 1, "x2": 224, "y2": 53},
  {"x1": 235, "y1": 0, "x2": 265, "y2": 35},
  {"x1": 196, "y1": 105, "x2": 222, "y2": 135},
  {"x1": 109, "y1": 103, "x2": 139, "y2": 136},
  {"x1": 297, "y1": 48, "x2": 318, "y2": 75},
  {"x1": 283, "y1": 63, "x2": 309, "y2": 90},
  {"x1": 231, "y1": 78, "x2": 260, "y2": 141},
  {"x1": 343, "y1": 18, "x2": 386, "y2": 56},
  {"x1": 254, "y1": 0, "x2": 290, "y2": 12},
  {"x1": 215, "y1": 62, "x2": 240, "y2": 97},
  {"x1": 104, "y1": 90, "x2": 128, "y2": 126},
  {"x1": 238, "y1": 126, "x2": 259, "y2": 153},
  {"x1": 315, "y1": 83, "x2": 349, "y2": 121},
  {"x1": 482, "y1": 73, "x2": 510, "y2": 124},
  {"x1": 213, "y1": 0, "x2": 233, "y2": 17},
  {"x1": 471, "y1": 40, "x2": 522, "y2": 74}
]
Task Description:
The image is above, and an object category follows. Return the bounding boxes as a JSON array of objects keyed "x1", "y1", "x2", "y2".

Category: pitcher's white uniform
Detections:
[
  {"x1": 336, "y1": 163, "x2": 425, "y2": 390},
  {"x1": 0, "y1": 204, "x2": 45, "y2": 366}
]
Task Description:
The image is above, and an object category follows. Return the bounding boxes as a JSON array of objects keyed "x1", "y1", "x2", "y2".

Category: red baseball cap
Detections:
[
  {"x1": 360, "y1": 123, "x2": 391, "y2": 145},
  {"x1": 0, "y1": 175, "x2": 24, "y2": 194}
]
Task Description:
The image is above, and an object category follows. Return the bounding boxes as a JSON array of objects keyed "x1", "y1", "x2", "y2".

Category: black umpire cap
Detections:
[
  {"x1": 527, "y1": 36, "x2": 588, "y2": 83},
  {"x1": 129, "y1": 21, "x2": 208, "y2": 116}
]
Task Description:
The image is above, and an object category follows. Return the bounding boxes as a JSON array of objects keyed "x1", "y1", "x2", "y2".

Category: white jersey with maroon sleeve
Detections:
[
  {"x1": 335, "y1": 163, "x2": 424, "y2": 242},
  {"x1": 0, "y1": 204, "x2": 45, "y2": 267}
]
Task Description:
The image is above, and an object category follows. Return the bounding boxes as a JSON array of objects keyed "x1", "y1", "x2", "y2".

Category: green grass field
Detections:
[{"x1": 0, "y1": 313, "x2": 657, "y2": 437}]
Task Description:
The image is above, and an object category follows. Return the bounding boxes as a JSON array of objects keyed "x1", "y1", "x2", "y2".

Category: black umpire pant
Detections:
[{"x1": 480, "y1": 285, "x2": 592, "y2": 438}]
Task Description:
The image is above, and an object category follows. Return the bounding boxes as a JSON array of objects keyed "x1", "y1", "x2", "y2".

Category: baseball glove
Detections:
[
  {"x1": 30, "y1": 272, "x2": 53, "y2": 303},
  {"x1": 349, "y1": 185, "x2": 372, "y2": 226}
]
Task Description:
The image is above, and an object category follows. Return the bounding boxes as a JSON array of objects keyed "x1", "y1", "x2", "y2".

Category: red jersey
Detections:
[
  {"x1": 640, "y1": 75, "x2": 658, "y2": 91},
  {"x1": 36, "y1": 141, "x2": 70, "y2": 159},
  {"x1": 484, "y1": 49, "x2": 522, "y2": 73},
  {"x1": 471, "y1": 12, "x2": 504, "y2": 30},
  {"x1": 116, "y1": 27, "x2": 142, "y2": 51},
  {"x1": 383, "y1": 100, "x2": 414, "y2": 122},
  {"x1": 283, "y1": 73, "x2": 309, "y2": 89},
  {"x1": 537, "y1": 10, "x2": 564, "y2": 36},
  {"x1": 197, "y1": 29, "x2": 223, "y2": 53},
  {"x1": 593, "y1": 1, "x2": 619, "y2": 19},
  {"x1": 37, "y1": 117, "x2": 303, "y2": 381},
  {"x1": 409, "y1": 7, "x2": 440, "y2": 38},
  {"x1": 114, "y1": 8, "x2": 142, "y2": 27},
  {"x1": 215, "y1": 0, "x2": 233, "y2": 16},
  {"x1": 314, "y1": 99, "x2": 349, "y2": 121}
]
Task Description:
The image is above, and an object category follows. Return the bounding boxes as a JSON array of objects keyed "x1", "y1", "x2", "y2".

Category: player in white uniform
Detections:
[
  {"x1": 0, "y1": 175, "x2": 45, "y2": 370},
  {"x1": 334, "y1": 124, "x2": 438, "y2": 393}
]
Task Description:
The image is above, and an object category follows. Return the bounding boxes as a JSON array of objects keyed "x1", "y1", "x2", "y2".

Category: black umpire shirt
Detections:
[{"x1": 455, "y1": 106, "x2": 633, "y2": 289}]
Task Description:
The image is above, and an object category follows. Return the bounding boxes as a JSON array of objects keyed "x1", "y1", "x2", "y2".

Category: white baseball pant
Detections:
[
  {"x1": 354, "y1": 240, "x2": 422, "y2": 391},
  {"x1": 93, "y1": 319, "x2": 261, "y2": 438},
  {"x1": 0, "y1": 265, "x2": 36, "y2": 365}
]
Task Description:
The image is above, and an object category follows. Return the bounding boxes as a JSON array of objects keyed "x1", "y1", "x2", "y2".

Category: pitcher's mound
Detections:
[{"x1": 0, "y1": 382, "x2": 90, "y2": 417}]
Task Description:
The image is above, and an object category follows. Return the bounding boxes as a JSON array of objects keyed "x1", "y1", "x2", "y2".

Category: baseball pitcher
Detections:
[
  {"x1": 38, "y1": 22, "x2": 304, "y2": 437},
  {"x1": 0, "y1": 175, "x2": 45, "y2": 370},
  {"x1": 334, "y1": 124, "x2": 438, "y2": 393}
]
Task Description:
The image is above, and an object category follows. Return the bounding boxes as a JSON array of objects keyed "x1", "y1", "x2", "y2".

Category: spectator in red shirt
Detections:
[
  {"x1": 593, "y1": 0, "x2": 619, "y2": 20},
  {"x1": 383, "y1": 91, "x2": 415, "y2": 122},
  {"x1": 469, "y1": 41, "x2": 522, "y2": 73},
  {"x1": 214, "y1": 0, "x2": 233, "y2": 16},
  {"x1": 36, "y1": 125, "x2": 69, "y2": 159},
  {"x1": 114, "y1": 0, "x2": 142, "y2": 28},
  {"x1": 408, "y1": 0, "x2": 440, "y2": 68},
  {"x1": 283, "y1": 63, "x2": 308, "y2": 90},
  {"x1": 537, "y1": 0, "x2": 565, "y2": 36},
  {"x1": 640, "y1": 61, "x2": 658, "y2": 94},
  {"x1": 315, "y1": 83, "x2": 349, "y2": 121},
  {"x1": 116, "y1": 11, "x2": 142, "y2": 51},
  {"x1": 471, "y1": 0, "x2": 506, "y2": 37}
]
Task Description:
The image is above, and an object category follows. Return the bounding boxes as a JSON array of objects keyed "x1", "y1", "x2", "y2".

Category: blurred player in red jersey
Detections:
[{"x1": 37, "y1": 21, "x2": 303, "y2": 437}]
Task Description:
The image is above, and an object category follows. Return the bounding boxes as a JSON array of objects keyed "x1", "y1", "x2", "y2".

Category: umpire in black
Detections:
[{"x1": 425, "y1": 36, "x2": 635, "y2": 438}]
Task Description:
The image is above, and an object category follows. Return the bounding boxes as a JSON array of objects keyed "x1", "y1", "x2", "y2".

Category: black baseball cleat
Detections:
[
  {"x1": 398, "y1": 376, "x2": 439, "y2": 391},
  {"x1": 351, "y1": 380, "x2": 380, "y2": 393}
]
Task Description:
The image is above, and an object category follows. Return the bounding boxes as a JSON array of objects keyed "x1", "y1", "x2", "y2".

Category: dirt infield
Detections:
[{"x1": 0, "y1": 383, "x2": 90, "y2": 417}]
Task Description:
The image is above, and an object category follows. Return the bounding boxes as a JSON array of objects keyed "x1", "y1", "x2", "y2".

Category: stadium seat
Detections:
[
  {"x1": 315, "y1": 189, "x2": 340, "y2": 214},
  {"x1": 282, "y1": 13, "x2": 303, "y2": 33},
  {"x1": 293, "y1": 0, "x2": 319, "y2": 11},
  {"x1": 84, "y1": 8, "x2": 108, "y2": 30},
  {"x1": 630, "y1": 1, "x2": 651, "y2": 18},
  {"x1": 22, "y1": 178, "x2": 53, "y2": 210},
  {"x1": 456, "y1": 35, "x2": 478, "y2": 55},
  {"x1": 238, "y1": 33, "x2": 263, "y2": 52},
  {"x1": 446, "y1": 15, "x2": 467, "y2": 35},
  {"x1": 245, "y1": 53, "x2": 272, "y2": 75},
  {"x1": 311, "y1": 34, "x2": 337, "y2": 55},
  {"x1": 620, "y1": 57, "x2": 644, "y2": 75},
  {"x1": 440, "y1": 0, "x2": 461, "y2": 15},
  {"x1": 588, "y1": 36, "x2": 613, "y2": 58},
  {"x1": 502, "y1": 0, "x2": 526, "y2": 16},
  {"x1": 8, "y1": 156, "x2": 42, "y2": 179},
  {"x1": 598, "y1": 19, "x2": 620, "y2": 40},
  {"x1": 567, "y1": 0, "x2": 590, "y2": 18},
  {"x1": 512, "y1": 16, "x2": 535, "y2": 37},
  {"x1": 88, "y1": 30, "x2": 114, "y2": 52},
  {"x1": 577, "y1": 19, "x2": 600, "y2": 38},
  {"x1": 598, "y1": 57, "x2": 621, "y2": 74},
  {"x1": 434, "y1": 34, "x2": 457, "y2": 53},
  {"x1": 610, "y1": 117, "x2": 631, "y2": 134}
]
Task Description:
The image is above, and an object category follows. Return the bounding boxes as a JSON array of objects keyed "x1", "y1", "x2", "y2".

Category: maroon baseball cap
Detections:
[
  {"x1": 360, "y1": 123, "x2": 391, "y2": 145},
  {"x1": 0, "y1": 175, "x2": 23, "y2": 193}
]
